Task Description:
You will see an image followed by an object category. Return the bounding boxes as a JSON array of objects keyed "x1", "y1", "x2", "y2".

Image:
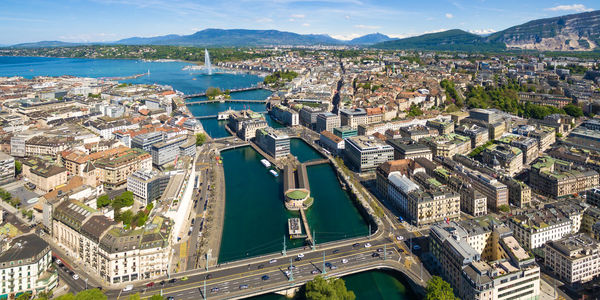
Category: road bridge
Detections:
[
  {"x1": 186, "y1": 99, "x2": 268, "y2": 105},
  {"x1": 183, "y1": 85, "x2": 265, "y2": 99}
]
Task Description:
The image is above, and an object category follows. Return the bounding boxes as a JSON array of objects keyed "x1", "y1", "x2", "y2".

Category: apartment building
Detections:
[
  {"x1": 421, "y1": 133, "x2": 471, "y2": 158},
  {"x1": 25, "y1": 135, "x2": 78, "y2": 157},
  {"x1": 459, "y1": 167, "x2": 508, "y2": 212},
  {"x1": 481, "y1": 144, "x2": 523, "y2": 176},
  {"x1": 529, "y1": 156, "x2": 599, "y2": 198},
  {"x1": 508, "y1": 209, "x2": 575, "y2": 250},
  {"x1": 455, "y1": 124, "x2": 488, "y2": 148},
  {"x1": 544, "y1": 234, "x2": 600, "y2": 285},
  {"x1": 344, "y1": 135, "x2": 394, "y2": 172},
  {"x1": 406, "y1": 173, "x2": 460, "y2": 226},
  {"x1": 270, "y1": 105, "x2": 299, "y2": 126},
  {"x1": 22, "y1": 158, "x2": 68, "y2": 193},
  {"x1": 94, "y1": 148, "x2": 152, "y2": 188},
  {"x1": 426, "y1": 119, "x2": 454, "y2": 135}
]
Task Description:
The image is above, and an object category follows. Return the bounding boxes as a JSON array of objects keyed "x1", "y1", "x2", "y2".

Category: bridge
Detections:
[
  {"x1": 107, "y1": 236, "x2": 429, "y2": 300},
  {"x1": 183, "y1": 85, "x2": 265, "y2": 99},
  {"x1": 186, "y1": 99, "x2": 268, "y2": 105},
  {"x1": 303, "y1": 158, "x2": 329, "y2": 167}
]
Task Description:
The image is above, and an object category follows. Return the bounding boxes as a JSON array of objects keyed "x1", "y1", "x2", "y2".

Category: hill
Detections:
[
  {"x1": 348, "y1": 33, "x2": 395, "y2": 45},
  {"x1": 373, "y1": 29, "x2": 505, "y2": 51}
]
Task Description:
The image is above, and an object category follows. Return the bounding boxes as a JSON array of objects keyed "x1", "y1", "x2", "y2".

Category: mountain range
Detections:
[{"x1": 6, "y1": 10, "x2": 600, "y2": 51}]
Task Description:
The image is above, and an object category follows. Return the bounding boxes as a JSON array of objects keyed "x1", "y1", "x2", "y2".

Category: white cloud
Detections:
[
  {"x1": 354, "y1": 24, "x2": 381, "y2": 29},
  {"x1": 445, "y1": 13, "x2": 454, "y2": 19},
  {"x1": 302, "y1": 23, "x2": 310, "y2": 27},
  {"x1": 469, "y1": 29, "x2": 497, "y2": 35},
  {"x1": 256, "y1": 17, "x2": 273, "y2": 23},
  {"x1": 290, "y1": 14, "x2": 305, "y2": 18},
  {"x1": 331, "y1": 33, "x2": 362, "y2": 40},
  {"x1": 545, "y1": 4, "x2": 594, "y2": 12},
  {"x1": 345, "y1": 15, "x2": 351, "y2": 20}
]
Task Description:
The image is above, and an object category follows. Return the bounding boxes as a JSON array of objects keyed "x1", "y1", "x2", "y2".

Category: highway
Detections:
[{"x1": 107, "y1": 237, "x2": 424, "y2": 300}]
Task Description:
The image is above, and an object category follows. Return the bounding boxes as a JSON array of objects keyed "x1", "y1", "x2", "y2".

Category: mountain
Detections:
[
  {"x1": 9, "y1": 41, "x2": 87, "y2": 48},
  {"x1": 373, "y1": 29, "x2": 505, "y2": 51},
  {"x1": 348, "y1": 33, "x2": 395, "y2": 45},
  {"x1": 487, "y1": 10, "x2": 600, "y2": 51},
  {"x1": 114, "y1": 29, "x2": 344, "y2": 46}
]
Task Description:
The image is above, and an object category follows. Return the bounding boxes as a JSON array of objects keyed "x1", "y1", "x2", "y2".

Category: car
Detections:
[
  {"x1": 68, "y1": 271, "x2": 75, "y2": 276},
  {"x1": 205, "y1": 274, "x2": 212, "y2": 280},
  {"x1": 377, "y1": 248, "x2": 383, "y2": 252},
  {"x1": 239, "y1": 284, "x2": 249, "y2": 290},
  {"x1": 55, "y1": 259, "x2": 63, "y2": 266},
  {"x1": 187, "y1": 230, "x2": 192, "y2": 236},
  {"x1": 166, "y1": 297, "x2": 174, "y2": 300},
  {"x1": 181, "y1": 276, "x2": 188, "y2": 281},
  {"x1": 269, "y1": 259, "x2": 277, "y2": 264},
  {"x1": 364, "y1": 243, "x2": 372, "y2": 248},
  {"x1": 160, "y1": 280, "x2": 166, "y2": 286},
  {"x1": 169, "y1": 278, "x2": 176, "y2": 283},
  {"x1": 398, "y1": 249, "x2": 405, "y2": 253},
  {"x1": 146, "y1": 282, "x2": 155, "y2": 288},
  {"x1": 325, "y1": 262, "x2": 332, "y2": 268},
  {"x1": 352, "y1": 243, "x2": 360, "y2": 247},
  {"x1": 123, "y1": 285, "x2": 133, "y2": 292},
  {"x1": 297, "y1": 253, "x2": 304, "y2": 258},
  {"x1": 396, "y1": 236, "x2": 404, "y2": 241},
  {"x1": 288, "y1": 265, "x2": 296, "y2": 271},
  {"x1": 257, "y1": 264, "x2": 264, "y2": 269},
  {"x1": 284, "y1": 270, "x2": 291, "y2": 276},
  {"x1": 330, "y1": 265, "x2": 338, "y2": 270},
  {"x1": 261, "y1": 275, "x2": 270, "y2": 281},
  {"x1": 295, "y1": 257, "x2": 302, "y2": 262},
  {"x1": 372, "y1": 253, "x2": 380, "y2": 258},
  {"x1": 191, "y1": 219, "x2": 195, "y2": 224},
  {"x1": 341, "y1": 259, "x2": 348, "y2": 264},
  {"x1": 211, "y1": 287, "x2": 219, "y2": 293},
  {"x1": 72, "y1": 274, "x2": 79, "y2": 280},
  {"x1": 311, "y1": 270, "x2": 320, "y2": 275}
]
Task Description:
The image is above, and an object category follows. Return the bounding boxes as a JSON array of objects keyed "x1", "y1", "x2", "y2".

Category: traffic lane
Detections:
[
  {"x1": 145, "y1": 242, "x2": 398, "y2": 299},
  {"x1": 56, "y1": 263, "x2": 86, "y2": 293},
  {"x1": 160, "y1": 247, "x2": 400, "y2": 299}
]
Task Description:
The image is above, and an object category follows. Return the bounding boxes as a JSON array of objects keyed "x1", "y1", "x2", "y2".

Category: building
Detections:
[
  {"x1": 319, "y1": 130, "x2": 344, "y2": 155},
  {"x1": 269, "y1": 105, "x2": 299, "y2": 126},
  {"x1": 514, "y1": 125, "x2": 556, "y2": 152},
  {"x1": 426, "y1": 119, "x2": 454, "y2": 135},
  {"x1": 22, "y1": 158, "x2": 68, "y2": 193},
  {"x1": 255, "y1": 127, "x2": 290, "y2": 159},
  {"x1": 228, "y1": 110, "x2": 268, "y2": 141},
  {"x1": 430, "y1": 219, "x2": 540, "y2": 300},
  {"x1": 459, "y1": 184, "x2": 488, "y2": 217},
  {"x1": 0, "y1": 234, "x2": 57, "y2": 299},
  {"x1": 84, "y1": 119, "x2": 139, "y2": 140},
  {"x1": 421, "y1": 133, "x2": 471, "y2": 158},
  {"x1": 587, "y1": 188, "x2": 600, "y2": 208},
  {"x1": 468, "y1": 108, "x2": 501, "y2": 124},
  {"x1": 339, "y1": 108, "x2": 367, "y2": 129},
  {"x1": 386, "y1": 138, "x2": 432, "y2": 160},
  {"x1": 529, "y1": 156, "x2": 599, "y2": 198},
  {"x1": 131, "y1": 132, "x2": 165, "y2": 152},
  {"x1": 398, "y1": 125, "x2": 437, "y2": 141},
  {"x1": 10, "y1": 136, "x2": 27, "y2": 157},
  {"x1": 375, "y1": 159, "x2": 424, "y2": 201},
  {"x1": 582, "y1": 206, "x2": 600, "y2": 234},
  {"x1": 333, "y1": 126, "x2": 357, "y2": 139},
  {"x1": 455, "y1": 124, "x2": 488, "y2": 148},
  {"x1": 508, "y1": 209, "x2": 574, "y2": 250},
  {"x1": 544, "y1": 234, "x2": 600, "y2": 285},
  {"x1": 126, "y1": 170, "x2": 170, "y2": 204},
  {"x1": 459, "y1": 167, "x2": 508, "y2": 212},
  {"x1": 498, "y1": 135, "x2": 539, "y2": 165},
  {"x1": 25, "y1": 135, "x2": 77, "y2": 157},
  {"x1": 0, "y1": 152, "x2": 15, "y2": 185},
  {"x1": 518, "y1": 92, "x2": 572, "y2": 108},
  {"x1": 481, "y1": 144, "x2": 523, "y2": 176},
  {"x1": 150, "y1": 135, "x2": 193, "y2": 167},
  {"x1": 503, "y1": 178, "x2": 532, "y2": 208},
  {"x1": 316, "y1": 112, "x2": 341, "y2": 133},
  {"x1": 405, "y1": 173, "x2": 460, "y2": 226},
  {"x1": 299, "y1": 105, "x2": 327, "y2": 129},
  {"x1": 344, "y1": 135, "x2": 394, "y2": 172},
  {"x1": 94, "y1": 148, "x2": 152, "y2": 188}
]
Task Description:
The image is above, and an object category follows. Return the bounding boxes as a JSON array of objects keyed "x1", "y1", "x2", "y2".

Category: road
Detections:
[{"x1": 107, "y1": 237, "x2": 426, "y2": 300}]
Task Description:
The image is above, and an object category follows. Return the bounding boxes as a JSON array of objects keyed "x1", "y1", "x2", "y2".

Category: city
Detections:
[{"x1": 0, "y1": 1, "x2": 600, "y2": 300}]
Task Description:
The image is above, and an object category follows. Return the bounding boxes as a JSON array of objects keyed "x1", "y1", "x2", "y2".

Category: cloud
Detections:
[
  {"x1": 354, "y1": 24, "x2": 381, "y2": 29},
  {"x1": 256, "y1": 17, "x2": 273, "y2": 23},
  {"x1": 302, "y1": 23, "x2": 311, "y2": 27},
  {"x1": 331, "y1": 33, "x2": 362, "y2": 40},
  {"x1": 545, "y1": 4, "x2": 594, "y2": 12},
  {"x1": 469, "y1": 29, "x2": 497, "y2": 35},
  {"x1": 445, "y1": 13, "x2": 454, "y2": 19},
  {"x1": 290, "y1": 14, "x2": 305, "y2": 18},
  {"x1": 345, "y1": 15, "x2": 351, "y2": 20}
]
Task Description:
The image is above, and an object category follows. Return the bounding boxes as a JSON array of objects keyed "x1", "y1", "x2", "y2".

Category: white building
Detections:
[
  {"x1": 545, "y1": 234, "x2": 600, "y2": 285},
  {"x1": 344, "y1": 135, "x2": 394, "y2": 172}
]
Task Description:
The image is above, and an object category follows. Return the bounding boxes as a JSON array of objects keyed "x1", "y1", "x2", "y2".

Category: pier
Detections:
[
  {"x1": 299, "y1": 208, "x2": 313, "y2": 245},
  {"x1": 183, "y1": 85, "x2": 265, "y2": 99},
  {"x1": 303, "y1": 158, "x2": 329, "y2": 167},
  {"x1": 249, "y1": 141, "x2": 284, "y2": 170}
]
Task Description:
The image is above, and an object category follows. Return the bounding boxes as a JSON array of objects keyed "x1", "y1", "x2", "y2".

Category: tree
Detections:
[
  {"x1": 118, "y1": 210, "x2": 134, "y2": 226},
  {"x1": 563, "y1": 104, "x2": 583, "y2": 118},
  {"x1": 149, "y1": 295, "x2": 164, "y2": 300},
  {"x1": 74, "y1": 288, "x2": 106, "y2": 300},
  {"x1": 305, "y1": 276, "x2": 356, "y2": 300},
  {"x1": 97, "y1": 194, "x2": 111, "y2": 208},
  {"x1": 35, "y1": 290, "x2": 53, "y2": 300},
  {"x1": 498, "y1": 205, "x2": 510, "y2": 213},
  {"x1": 113, "y1": 191, "x2": 134, "y2": 209},
  {"x1": 54, "y1": 294, "x2": 75, "y2": 300},
  {"x1": 407, "y1": 105, "x2": 423, "y2": 117},
  {"x1": 15, "y1": 161, "x2": 22, "y2": 176},
  {"x1": 16, "y1": 292, "x2": 31, "y2": 300},
  {"x1": 196, "y1": 133, "x2": 207, "y2": 146},
  {"x1": 128, "y1": 293, "x2": 141, "y2": 300},
  {"x1": 425, "y1": 276, "x2": 457, "y2": 300}
]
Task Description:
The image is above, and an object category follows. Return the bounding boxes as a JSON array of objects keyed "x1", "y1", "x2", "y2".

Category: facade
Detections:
[
  {"x1": 22, "y1": 158, "x2": 68, "y2": 193},
  {"x1": 426, "y1": 119, "x2": 454, "y2": 135},
  {"x1": 94, "y1": 148, "x2": 152, "y2": 188},
  {"x1": 406, "y1": 173, "x2": 460, "y2": 226},
  {"x1": 10, "y1": 136, "x2": 26, "y2": 157},
  {"x1": 529, "y1": 156, "x2": 599, "y2": 198},
  {"x1": 514, "y1": 125, "x2": 556, "y2": 152},
  {"x1": 333, "y1": 126, "x2": 357, "y2": 139},
  {"x1": 0, "y1": 234, "x2": 56, "y2": 299},
  {"x1": 228, "y1": 110, "x2": 269, "y2": 141},
  {"x1": 503, "y1": 178, "x2": 532, "y2": 208},
  {"x1": 0, "y1": 152, "x2": 15, "y2": 185},
  {"x1": 344, "y1": 135, "x2": 394, "y2": 172},
  {"x1": 127, "y1": 170, "x2": 170, "y2": 204},
  {"x1": 319, "y1": 130, "x2": 344, "y2": 155},
  {"x1": 25, "y1": 136, "x2": 77, "y2": 157},
  {"x1": 339, "y1": 108, "x2": 367, "y2": 129},
  {"x1": 131, "y1": 132, "x2": 165, "y2": 152},
  {"x1": 150, "y1": 135, "x2": 189, "y2": 167},
  {"x1": 84, "y1": 119, "x2": 139, "y2": 140},
  {"x1": 270, "y1": 105, "x2": 299, "y2": 126},
  {"x1": 481, "y1": 144, "x2": 523, "y2": 176},
  {"x1": 421, "y1": 133, "x2": 471, "y2": 158},
  {"x1": 398, "y1": 125, "x2": 437, "y2": 141},
  {"x1": 316, "y1": 112, "x2": 341, "y2": 133},
  {"x1": 459, "y1": 167, "x2": 508, "y2": 212},
  {"x1": 386, "y1": 138, "x2": 432, "y2": 160},
  {"x1": 299, "y1": 106, "x2": 327, "y2": 129},
  {"x1": 455, "y1": 124, "x2": 489, "y2": 148},
  {"x1": 255, "y1": 127, "x2": 291, "y2": 159},
  {"x1": 544, "y1": 234, "x2": 600, "y2": 285},
  {"x1": 508, "y1": 209, "x2": 574, "y2": 250}
]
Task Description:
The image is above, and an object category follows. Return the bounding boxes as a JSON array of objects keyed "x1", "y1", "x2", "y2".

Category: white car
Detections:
[
  {"x1": 341, "y1": 259, "x2": 348, "y2": 264},
  {"x1": 269, "y1": 259, "x2": 277, "y2": 264},
  {"x1": 396, "y1": 236, "x2": 404, "y2": 241},
  {"x1": 364, "y1": 243, "x2": 372, "y2": 248},
  {"x1": 123, "y1": 285, "x2": 133, "y2": 292},
  {"x1": 72, "y1": 274, "x2": 79, "y2": 280},
  {"x1": 297, "y1": 253, "x2": 304, "y2": 258}
]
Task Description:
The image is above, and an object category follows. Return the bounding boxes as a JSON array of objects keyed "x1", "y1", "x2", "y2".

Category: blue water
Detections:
[{"x1": 0, "y1": 56, "x2": 263, "y2": 95}]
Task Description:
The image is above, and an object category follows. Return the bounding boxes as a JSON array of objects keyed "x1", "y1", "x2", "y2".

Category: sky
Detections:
[{"x1": 0, "y1": 0, "x2": 597, "y2": 44}]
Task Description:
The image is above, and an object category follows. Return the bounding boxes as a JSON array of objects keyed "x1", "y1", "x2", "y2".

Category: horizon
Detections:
[{"x1": 0, "y1": 0, "x2": 597, "y2": 45}]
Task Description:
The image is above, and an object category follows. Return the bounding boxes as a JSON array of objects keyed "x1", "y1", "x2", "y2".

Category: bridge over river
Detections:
[
  {"x1": 183, "y1": 85, "x2": 265, "y2": 99},
  {"x1": 106, "y1": 235, "x2": 429, "y2": 300}
]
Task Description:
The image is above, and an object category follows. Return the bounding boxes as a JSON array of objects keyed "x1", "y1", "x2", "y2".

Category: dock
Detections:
[
  {"x1": 288, "y1": 218, "x2": 306, "y2": 239},
  {"x1": 249, "y1": 141, "x2": 284, "y2": 170},
  {"x1": 299, "y1": 208, "x2": 313, "y2": 245}
]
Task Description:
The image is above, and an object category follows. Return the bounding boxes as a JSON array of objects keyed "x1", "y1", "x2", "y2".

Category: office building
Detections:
[
  {"x1": 316, "y1": 112, "x2": 341, "y2": 133},
  {"x1": 544, "y1": 234, "x2": 600, "y2": 285},
  {"x1": 270, "y1": 105, "x2": 299, "y2": 126},
  {"x1": 150, "y1": 135, "x2": 191, "y2": 167},
  {"x1": 299, "y1": 106, "x2": 327, "y2": 129},
  {"x1": 333, "y1": 126, "x2": 357, "y2": 139},
  {"x1": 255, "y1": 127, "x2": 291, "y2": 159},
  {"x1": 386, "y1": 138, "x2": 432, "y2": 160},
  {"x1": 455, "y1": 124, "x2": 488, "y2": 148},
  {"x1": 94, "y1": 148, "x2": 152, "y2": 188},
  {"x1": 426, "y1": 119, "x2": 454, "y2": 135},
  {"x1": 339, "y1": 108, "x2": 367, "y2": 129},
  {"x1": 0, "y1": 152, "x2": 15, "y2": 185},
  {"x1": 344, "y1": 135, "x2": 394, "y2": 172},
  {"x1": 319, "y1": 130, "x2": 344, "y2": 155},
  {"x1": 131, "y1": 132, "x2": 165, "y2": 152},
  {"x1": 127, "y1": 170, "x2": 170, "y2": 204},
  {"x1": 481, "y1": 144, "x2": 523, "y2": 176},
  {"x1": 421, "y1": 133, "x2": 471, "y2": 158},
  {"x1": 529, "y1": 156, "x2": 599, "y2": 198}
]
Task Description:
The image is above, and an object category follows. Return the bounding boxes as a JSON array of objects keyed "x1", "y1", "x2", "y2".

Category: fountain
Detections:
[{"x1": 205, "y1": 49, "x2": 212, "y2": 75}]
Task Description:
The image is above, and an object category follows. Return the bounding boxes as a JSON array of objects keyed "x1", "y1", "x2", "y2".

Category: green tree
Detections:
[
  {"x1": 113, "y1": 191, "x2": 134, "y2": 209},
  {"x1": 196, "y1": 133, "x2": 207, "y2": 146},
  {"x1": 15, "y1": 161, "x2": 22, "y2": 176},
  {"x1": 563, "y1": 104, "x2": 583, "y2": 118},
  {"x1": 407, "y1": 105, "x2": 423, "y2": 117},
  {"x1": 35, "y1": 290, "x2": 53, "y2": 300},
  {"x1": 16, "y1": 292, "x2": 31, "y2": 300},
  {"x1": 128, "y1": 293, "x2": 141, "y2": 300},
  {"x1": 54, "y1": 293, "x2": 75, "y2": 300},
  {"x1": 118, "y1": 210, "x2": 134, "y2": 226},
  {"x1": 305, "y1": 276, "x2": 355, "y2": 300},
  {"x1": 498, "y1": 205, "x2": 510, "y2": 213},
  {"x1": 149, "y1": 295, "x2": 164, "y2": 300},
  {"x1": 97, "y1": 194, "x2": 111, "y2": 208},
  {"x1": 425, "y1": 276, "x2": 457, "y2": 300},
  {"x1": 74, "y1": 289, "x2": 106, "y2": 300}
]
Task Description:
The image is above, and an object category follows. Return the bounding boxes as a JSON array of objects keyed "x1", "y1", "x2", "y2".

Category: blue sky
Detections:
[{"x1": 0, "y1": 0, "x2": 597, "y2": 44}]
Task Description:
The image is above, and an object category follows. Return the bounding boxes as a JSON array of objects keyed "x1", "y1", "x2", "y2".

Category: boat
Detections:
[
  {"x1": 260, "y1": 159, "x2": 271, "y2": 168},
  {"x1": 270, "y1": 170, "x2": 279, "y2": 177}
]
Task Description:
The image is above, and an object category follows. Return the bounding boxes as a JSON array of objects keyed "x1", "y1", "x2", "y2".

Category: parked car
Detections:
[
  {"x1": 72, "y1": 274, "x2": 79, "y2": 280},
  {"x1": 311, "y1": 270, "x2": 320, "y2": 274},
  {"x1": 146, "y1": 282, "x2": 155, "y2": 288},
  {"x1": 123, "y1": 285, "x2": 133, "y2": 292},
  {"x1": 211, "y1": 287, "x2": 219, "y2": 293},
  {"x1": 297, "y1": 253, "x2": 304, "y2": 258},
  {"x1": 396, "y1": 236, "x2": 404, "y2": 241}
]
